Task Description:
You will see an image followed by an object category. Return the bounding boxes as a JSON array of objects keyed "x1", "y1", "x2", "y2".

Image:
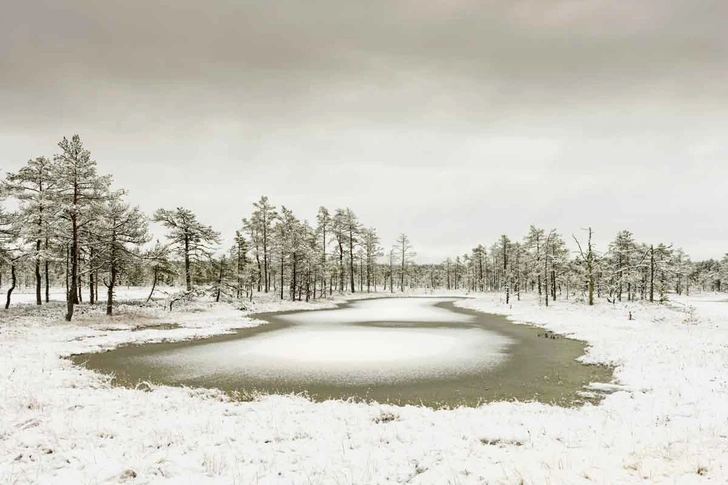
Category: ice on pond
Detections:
[
  {"x1": 243, "y1": 327, "x2": 467, "y2": 363},
  {"x1": 275, "y1": 297, "x2": 473, "y2": 324},
  {"x1": 136, "y1": 298, "x2": 513, "y2": 386}
]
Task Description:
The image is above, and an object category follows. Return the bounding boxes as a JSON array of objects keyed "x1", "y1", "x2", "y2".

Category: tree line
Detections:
[
  {"x1": 1, "y1": 135, "x2": 727, "y2": 320},
  {"x1": 0, "y1": 135, "x2": 419, "y2": 319},
  {"x1": 434, "y1": 226, "x2": 727, "y2": 306}
]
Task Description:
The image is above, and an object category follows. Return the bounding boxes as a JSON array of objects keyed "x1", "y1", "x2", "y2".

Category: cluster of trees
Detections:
[
  {"x1": 433, "y1": 226, "x2": 728, "y2": 305},
  {"x1": 212, "y1": 201, "x2": 414, "y2": 302},
  {"x1": 0, "y1": 135, "x2": 422, "y2": 319},
  {"x1": 2, "y1": 135, "x2": 727, "y2": 320},
  {"x1": 0, "y1": 136, "x2": 149, "y2": 318}
]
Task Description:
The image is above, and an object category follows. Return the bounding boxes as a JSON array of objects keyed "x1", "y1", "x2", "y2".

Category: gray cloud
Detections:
[{"x1": 1, "y1": 0, "x2": 727, "y2": 260}]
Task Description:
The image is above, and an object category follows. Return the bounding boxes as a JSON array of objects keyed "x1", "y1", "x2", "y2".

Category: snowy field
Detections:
[{"x1": 1, "y1": 288, "x2": 727, "y2": 484}]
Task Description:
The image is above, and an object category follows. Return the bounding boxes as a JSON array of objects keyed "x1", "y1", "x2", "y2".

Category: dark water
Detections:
[{"x1": 71, "y1": 297, "x2": 613, "y2": 407}]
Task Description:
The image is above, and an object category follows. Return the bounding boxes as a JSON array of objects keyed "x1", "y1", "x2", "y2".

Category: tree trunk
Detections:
[
  {"x1": 44, "y1": 238, "x2": 50, "y2": 303},
  {"x1": 263, "y1": 217, "x2": 269, "y2": 293},
  {"x1": 216, "y1": 259, "x2": 224, "y2": 302},
  {"x1": 338, "y1": 241, "x2": 344, "y2": 292},
  {"x1": 255, "y1": 251, "x2": 261, "y2": 292},
  {"x1": 35, "y1": 238, "x2": 42, "y2": 305},
  {"x1": 280, "y1": 256, "x2": 284, "y2": 300},
  {"x1": 147, "y1": 267, "x2": 158, "y2": 302},
  {"x1": 5, "y1": 263, "x2": 16, "y2": 309},
  {"x1": 587, "y1": 227, "x2": 594, "y2": 306},
  {"x1": 107, "y1": 241, "x2": 116, "y2": 316},
  {"x1": 89, "y1": 247, "x2": 95, "y2": 305},
  {"x1": 400, "y1": 246, "x2": 405, "y2": 292},
  {"x1": 366, "y1": 256, "x2": 371, "y2": 293},
  {"x1": 503, "y1": 236, "x2": 509, "y2": 305},
  {"x1": 320, "y1": 225, "x2": 326, "y2": 299},
  {"x1": 649, "y1": 245, "x2": 655, "y2": 303},
  {"x1": 65, "y1": 203, "x2": 78, "y2": 321},
  {"x1": 544, "y1": 256, "x2": 549, "y2": 307},
  {"x1": 291, "y1": 252, "x2": 297, "y2": 301},
  {"x1": 348, "y1": 227, "x2": 355, "y2": 293},
  {"x1": 389, "y1": 253, "x2": 394, "y2": 293},
  {"x1": 237, "y1": 245, "x2": 243, "y2": 299},
  {"x1": 184, "y1": 234, "x2": 191, "y2": 291}
]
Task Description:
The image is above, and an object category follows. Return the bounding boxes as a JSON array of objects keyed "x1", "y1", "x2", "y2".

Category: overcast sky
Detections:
[{"x1": 1, "y1": 0, "x2": 726, "y2": 261}]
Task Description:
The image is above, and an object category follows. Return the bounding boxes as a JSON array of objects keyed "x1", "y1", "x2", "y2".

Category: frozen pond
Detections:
[{"x1": 73, "y1": 298, "x2": 613, "y2": 407}]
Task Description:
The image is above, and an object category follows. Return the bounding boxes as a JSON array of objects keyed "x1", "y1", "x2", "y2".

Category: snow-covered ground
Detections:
[{"x1": 1, "y1": 288, "x2": 727, "y2": 484}]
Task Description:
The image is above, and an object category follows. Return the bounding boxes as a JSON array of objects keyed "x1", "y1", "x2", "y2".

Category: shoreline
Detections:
[{"x1": 69, "y1": 296, "x2": 612, "y2": 408}]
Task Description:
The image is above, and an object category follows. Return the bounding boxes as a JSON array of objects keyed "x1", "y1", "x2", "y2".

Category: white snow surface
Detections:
[
  {"x1": 1, "y1": 288, "x2": 728, "y2": 484},
  {"x1": 275, "y1": 297, "x2": 470, "y2": 324},
  {"x1": 135, "y1": 298, "x2": 510, "y2": 385}
]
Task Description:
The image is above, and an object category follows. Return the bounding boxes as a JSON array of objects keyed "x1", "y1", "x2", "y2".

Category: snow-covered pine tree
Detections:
[
  {"x1": 250, "y1": 196, "x2": 278, "y2": 293},
  {"x1": 315, "y1": 206, "x2": 331, "y2": 297},
  {"x1": 153, "y1": 207, "x2": 220, "y2": 292},
  {"x1": 2, "y1": 156, "x2": 59, "y2": 305},
  {"x1": 331, "y1": 209, "x2": 348, "y2": 293},
  {"x1": 471, "y1": 244, "x2": 487, "y2": 292},
  {"x1": 573, "y1": 227, "x2": 596, "y2": 306},
  {"x1": 524, "y1": 225, "x2": 545, "y2": 295},
  {"x1": 144, "y1": 240, "x2": 175, "y2": 302},
  {"x1": 341, "y1": 208, "x2": 360, "y2": 293},
  {"x1": 230, "y1": 230, "x2": 248, "y2": 300},
  {"x1": 362, "y1": 227, "x2": 382, "y2": 293},
  {"x1": 98, "y1": 191, "x2": 149, "y2": 315},
  {"x1": 53, "y1": 135, "x2": 111, "y2": 321},
  {"x1": 393, "y1": 233, "x2": 415, "y2": 292},
  {"x1": 0, "y1": 204, "x2": 22, "y2": 308}
]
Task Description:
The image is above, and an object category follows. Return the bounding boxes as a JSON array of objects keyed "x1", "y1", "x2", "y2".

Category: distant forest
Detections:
[{"x1": 1, "y1": 135, "x2": 726, "y2": 320}]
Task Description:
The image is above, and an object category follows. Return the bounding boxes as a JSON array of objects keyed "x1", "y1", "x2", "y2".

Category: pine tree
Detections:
[
  {"x1": 525, "y1": 225, "x2": 545, "y2": 295},
  {"x1": 341, "y1": 208, "x2": 360, "y2": 293},
  {"x1": 606, "y1": 230, "x2": 639, "y2": 302},
  {"x1": 2, "y1": 156, "x2": 59, "y2": 305},
  {"x1": 332, "y1": 209, "x2": 347, "y2": 292},
  {"x1": 0, "y1": 205, "x2": 21, "y2": 309},
  {"x1": 573, "y1": 227, "x2": 596, "y2": 306},
  {"x1": 230, "y1": 230, "x2": 248, "y2": 300},
  {"x1": 53, "y1": 135, "x2": 111, "y2": 321},
  {"x1": 242, "y1": 217, "x2": 262, "y2": 292},
  {"x1": 145, "y1": 240, "x2": 175, "y2": 302},
  {"x1": 250, "y1": 196, "x2": 278, "y2": 293},
  {"x1": 471, "y1": 245, "x2": 487, "y2": 292},
  {"x1": 393, "y1": 233, "x2": 415, "y2": 292},
  {"x1": 99, "y1": 192, "x2": 149, "y2": 315},
  {"x1": 498, "y1": 235, "x2": 511, "y2": 304},
  {"x1": 153, "y1": 207, "x2": 220, "y2": 291},
  {"x1": 362, "y1": 227, "x2": 382, "y2": 292},
  {"x1": 315, "y1": 207, "x2": 331, "y2": 297}
]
